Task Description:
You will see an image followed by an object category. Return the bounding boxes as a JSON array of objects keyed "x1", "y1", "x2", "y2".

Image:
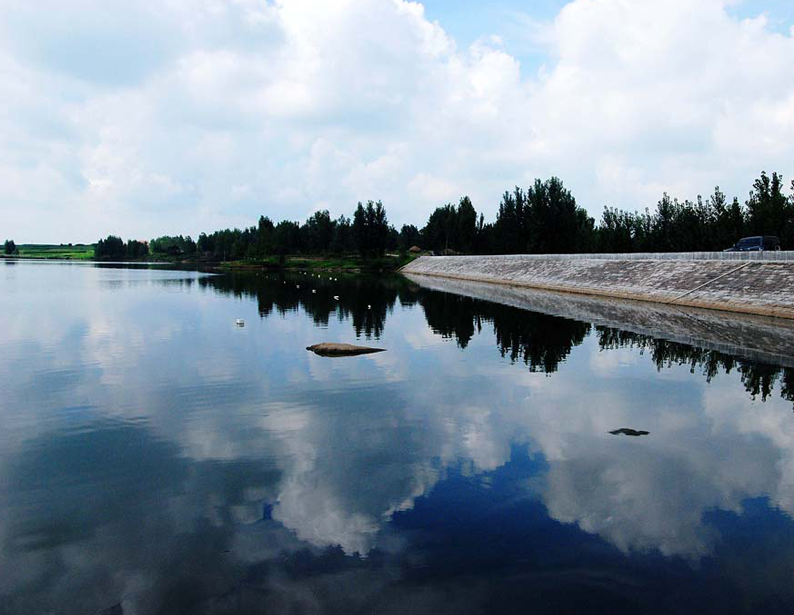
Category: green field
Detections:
[{"x1": 13, "y1": 244, "x2": 95, "y2": 260}]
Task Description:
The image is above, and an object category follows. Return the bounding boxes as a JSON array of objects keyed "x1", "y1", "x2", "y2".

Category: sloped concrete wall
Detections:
[
  {"x1": 401, "y1": 254, "x2": 794, "y2": 319},
  {"x1": 404, "y1": 273, "x2": 794, "y2": 367}
]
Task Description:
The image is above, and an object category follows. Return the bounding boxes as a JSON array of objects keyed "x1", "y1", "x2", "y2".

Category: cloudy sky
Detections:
[{"x1": 1, "y1": 0, "x2": 794, "y2": 243}]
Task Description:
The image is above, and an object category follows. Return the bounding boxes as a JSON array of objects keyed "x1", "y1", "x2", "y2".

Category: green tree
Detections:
[
  {"x1": 197, "y1": 232, "x2": 213, "y2": 255},
  {"x1": 273, "y1": 221, "x2": 301, "y2": 259},
  {"x1": 422, "y1": 204, "x2": 457, "y2": 252},
  {"x1": 746, "y1": 171, "x2": 791, "y2": 238},
  {"x1": 150, "y1": 235, "x2": 196, "y2": 256},
  {"x1": 331, "y1": 215, "x2": 353, "y2": 253},
  {"x1": 709, "y1": 187, "x2": 745, "y2": 249},
  {"x1": 353, "y1": 200, "x2": 390, "y2": 257},
  {"x1": 500, "y1": 177, "x2": 593, "y2": 254},
  {"x1": 597, "y1": 207, "x2": 634, "y2": 252},
  {"x1": 253, "y1": 216, "x2": 275, "y2": 257},
  {"x1": 456, "y1": 196, "x2": 477, "y2": 253},
  {"x1": 95, "y1": 235, "x2": 125, "y2": 259},
  {"x1": 398, "y1": 224, "x2": 421, "y2": 251},
  {"x1": 303, "y1": 210, "x2": 335, "y2": 253},
  {"x1": 494, "y1": 188, "x2": 525, "y2": 254},
  {"x1": 3, "y1": 239, "x2": 18, "y2": 255},
  {"x1": 126, "y1": 240, "x2": 148, "y2": 259}
]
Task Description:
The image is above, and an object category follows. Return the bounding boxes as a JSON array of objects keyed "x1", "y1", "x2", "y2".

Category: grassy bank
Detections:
[
  {"x1": 2, "y1": 248, "x2": 418, "y2": 272},
  {"x1": 212, "y1": 253, "x2": 417, "y2": 272},
  {"x1": 7, "y1": 244, "x2": 96, "y2": 259}
]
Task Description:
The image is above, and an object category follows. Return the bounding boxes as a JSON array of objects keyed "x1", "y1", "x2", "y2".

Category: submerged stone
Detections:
[
  {"x1": 306, "y1": 343, "x2": 386, "y2": 357},
  {"x1": 609, "y1": 428, "x2": 650, "y2": 437}
]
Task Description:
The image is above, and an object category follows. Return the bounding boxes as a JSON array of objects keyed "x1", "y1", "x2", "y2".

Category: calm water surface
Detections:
[{"x1": 2, "y1": 261, "x2": 794, "y2": 614}]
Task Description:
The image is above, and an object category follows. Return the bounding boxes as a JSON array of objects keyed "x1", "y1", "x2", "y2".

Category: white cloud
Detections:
[{"x1": 0, "y1": 0, "x2": 793, "y2": 243}]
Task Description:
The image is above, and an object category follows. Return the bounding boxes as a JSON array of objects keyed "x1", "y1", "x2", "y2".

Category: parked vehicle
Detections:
[{"x1": 724, "y1": 236, "x2": 781, "y2": 252}]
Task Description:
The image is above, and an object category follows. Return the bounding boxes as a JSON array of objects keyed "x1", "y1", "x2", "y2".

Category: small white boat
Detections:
[{"x1": 235, "y1": 319, "x2": 245, "y2": 327}]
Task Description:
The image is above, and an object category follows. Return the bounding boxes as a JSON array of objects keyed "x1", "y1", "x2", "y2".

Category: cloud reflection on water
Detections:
[{"x1": 3, "y1": 262, "x2": 794, "y2": 613}]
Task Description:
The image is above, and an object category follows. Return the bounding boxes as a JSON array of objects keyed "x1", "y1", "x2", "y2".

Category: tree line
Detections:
[
  {"x1": 194, "y1": 200, "x2": 394, "y2": 261},
  {"x1": 94, "y1": 236, "x2": 148, "y2": 259},
  {"x1": 417, "y1": 172, "x2": 794, "y2": 254},
  {"x1": 93, "y1": 200, "x2": 396, "y2": 261},
  {"x1": 595, "y1": 173, "x2": 793, "y2": 253},
  {"x1": 91, "y1": 170, "x2": 794, "y2": 259}
]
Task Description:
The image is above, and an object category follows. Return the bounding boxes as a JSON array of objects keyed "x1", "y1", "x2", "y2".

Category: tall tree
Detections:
[
  {"x1": 303, "y1": 210, "x2": 335, "y2": 253},
  {"x1": 746, "y1": 171, "x2": 791, "y2": 238},
  {"x1": 353, "y1": 200, "x2": 390, "y2": 257},
  {"x1": 422, "y1": 204, "x2": 457, "y2": 252},
  {"x1": 126, "y1": 240, "x2": 148, "y2": 258},
  {"x1": 331, "y1": 215, "x2": 353, "y2": 253},
  {"x1": 95, "y1": 235, "x2": 126, "y2": 259},
  {"x1": 456, "y1": 196, "x2": 477, "y2": 253},
  {"x1": 709, "y1": 187, "x2": 745, "y2": 250},
  {"x1": 272, "y1": 221, "x2": 302, "y2": 258},
  {"x1": 398, "y1": 224, "x2": 421, "y2": 252}
]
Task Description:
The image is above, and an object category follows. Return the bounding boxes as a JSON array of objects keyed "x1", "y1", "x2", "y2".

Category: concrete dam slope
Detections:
[
  {"x1": 403, "y1": 273, "x2": 794, "y2": 368},
  {"x1": 401, "y1": 252, "x2": 794, "y2": 320}
]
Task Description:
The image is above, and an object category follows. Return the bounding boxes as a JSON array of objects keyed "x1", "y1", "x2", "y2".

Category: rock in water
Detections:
[
  {"x1": 609, "y1": 428, "x2": 650, "y2": 437},
  {"x1": 306, "y1": 343, "x2": 386, "y2": 357}
]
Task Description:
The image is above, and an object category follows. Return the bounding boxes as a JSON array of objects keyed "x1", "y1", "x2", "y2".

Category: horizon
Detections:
[{"x1": 2, "y1": 0, "x2": 794, "y2": 243}]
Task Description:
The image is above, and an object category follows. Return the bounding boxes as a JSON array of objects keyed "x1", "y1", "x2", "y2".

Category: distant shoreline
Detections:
[{"x1": 1, "y1": 253, "x2": 417, "y2": 273}]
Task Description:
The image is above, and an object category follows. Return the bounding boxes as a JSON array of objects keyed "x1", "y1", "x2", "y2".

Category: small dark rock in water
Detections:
[
  {"x1": 306, "y1": 343, "x2": 386, "y2": 357},
  {"x1": 609, "y1": 428, "x2": 650, "y2": 437}
]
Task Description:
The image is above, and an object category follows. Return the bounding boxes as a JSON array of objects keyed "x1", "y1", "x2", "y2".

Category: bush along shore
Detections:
[{"x1": 210, "y1": 253, "x2": 418, "y2": 273}]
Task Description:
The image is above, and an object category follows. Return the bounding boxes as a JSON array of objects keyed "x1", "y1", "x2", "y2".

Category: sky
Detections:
[{"x1": 1, "y1": 0, "x2": 793, "y2": 243}]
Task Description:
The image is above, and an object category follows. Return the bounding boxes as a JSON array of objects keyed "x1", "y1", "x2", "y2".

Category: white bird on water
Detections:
[
  {"x1": 312, "y1": 289, "x2": 316, "y2": 294},
  {"x1": 333, "y1": 295, "x2": 339, "y2": 301}
]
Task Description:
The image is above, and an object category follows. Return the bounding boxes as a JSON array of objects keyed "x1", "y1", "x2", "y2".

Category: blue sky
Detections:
[
  {"x1": 424, "y1": 0, "x2": 794, "y2": 69},
  {"x1": 729, "y1": 0, "x2": 794, "y2": 26},
  {"x1": 0, "y1": 0, "x2": 793, "y2": 242},
  {"x1": 423, "y1": 0, "x2": 794, "y2": 39},
  {"x1": 421, "y1": 0, "x2": 566, "y2": 76}
]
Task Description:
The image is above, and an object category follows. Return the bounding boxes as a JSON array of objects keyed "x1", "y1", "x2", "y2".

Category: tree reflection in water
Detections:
[{"x1": 202, "y1": 272, "x2": 794, "y2": 409}]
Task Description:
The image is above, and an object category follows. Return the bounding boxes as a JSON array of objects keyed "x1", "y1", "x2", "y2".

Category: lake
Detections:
[{"x1": 2, "y1": 260, "x2": 794, "y2": 614}]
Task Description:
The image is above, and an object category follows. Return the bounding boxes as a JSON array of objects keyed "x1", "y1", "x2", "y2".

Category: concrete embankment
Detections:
[
  {"x1": 403, "y1": 274, "x2": 794, "y2": 368},
  {"x1": 401, "y1": 252, "x2": 794, "y2": 320}
]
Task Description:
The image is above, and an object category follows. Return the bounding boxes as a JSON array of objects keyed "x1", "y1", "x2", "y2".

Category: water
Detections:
[{"x1": 2, "y1": 260, "x2": 794, "y2": 614}]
